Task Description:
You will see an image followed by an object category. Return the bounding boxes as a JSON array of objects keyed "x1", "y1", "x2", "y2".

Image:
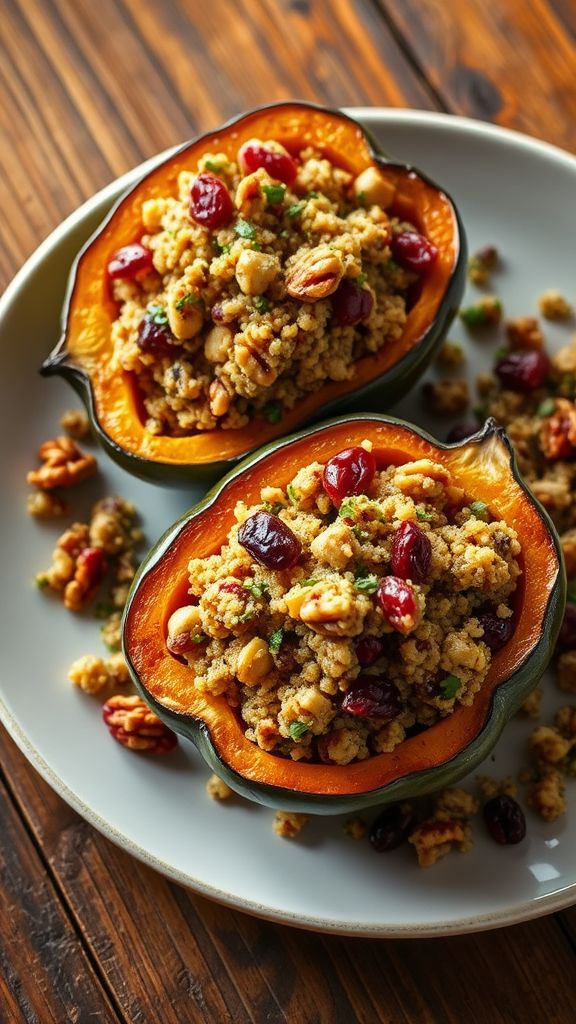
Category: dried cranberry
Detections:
[
  {"x1": 495, "y1": 350, "x2": 550, "y2": 392},
  {"x1": 377, "y1": 576, "x2": 418, "y2": 634},
  {"x1": 137, "y1": 315, "x2": 175, "y2": 355},
  {"x1": 355, "y1": 636, "x2": 386, "y2": 666},
  {"x1": 477, "y1": 610, "x2": 515, "y2": 652},
  {"x1": 390, "y1": 521, "x2": 431, "y2": 583},
  {"x1": 391, "y1": 230, "x2": 438, "y2": 272},
  {"x1": 369, "y1": 803, "x2": 416, "y2": 852},
  {"x1": 483, "y1": 794, "x2": 526, "y2": 845},
  {"x1": 446, "y1": 420, "x2": 480, "y2": 443},
  {"x1": 557, "y1": 604, "x2": 576, "y2": 652},
  {"x1": 219, "y1": 580, "x2": 245, "y2": 596},
  {"x1": 342, "y1": 678, "x2": 401, "y2": 719},
  {"x1": 190, "y1": 173, "x2": 234, "y2": 229},
  {"x1": 331, "y1": 280, "x2": 373, "y2": 326},
  {"x1": 238, "y1": 141, "x2": 297, "y2": 184},
  {"x1": 211, "y1": 303, "x2": 225, "y2": 322},
  {"x1": 167, "y1": 632, "x2": 203, "y2": 655},
  {"x1": 77, "y1": 546, "x2": 106, "y2": 587},
  {"x1": 237, "y1": 510, "x2": 301, "y2": 570},
  {"x1": 107, "y1": 243, "x2": 152, "y2": 279},
  {"x1": 322, "y1": 446, "x2": 376, "y2": 504}
]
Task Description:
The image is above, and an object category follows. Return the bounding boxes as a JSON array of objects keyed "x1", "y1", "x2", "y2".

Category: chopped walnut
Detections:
[
  {"x1": 272, "y1": 810, "x2": 309, "y2": 839},
  {"x1": 408, "y1": 818, "x2": 470, "y2": 867},
  {"x1": 206, "y1": 774, "x2": 233, "y2": 801},
  {"x1": 27, "y1": 436, "x2": 97, "y2": 490},
  {"x1": 557, "y1": 651, "x2": 576, "y2": 693},
  {"x1": 517, "y1": 687, "x2": 542, "y2": 720},
  {"x1": 506, "y1": 316, "x2": 543, "y2": 351},
  {"x1": 539, "y1": 399, "x2": 576, "y2": 461},
  {"x1": 27, "y1": 490, "x2": 68, "y2": 519},
  {"x1": 527, "y1": 768, "x2": 566, "y2": 822},
  {"x1": 422, "y1": 379, "x2": 470, "y2": 415},
  {"x1": 60, "y1": 408, "x2": 91, "y2": 439},
  {"x1": 102, "y1": 694, "x2": 178, "y2": 753},
  {"x1": 538, "y1": 290, "x2": 573, "y2": 321}
]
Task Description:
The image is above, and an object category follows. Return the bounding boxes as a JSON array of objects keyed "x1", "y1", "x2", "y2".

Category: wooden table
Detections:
[{"x1": 2, "y1": 2, "x2": 576, "y2": 1021}]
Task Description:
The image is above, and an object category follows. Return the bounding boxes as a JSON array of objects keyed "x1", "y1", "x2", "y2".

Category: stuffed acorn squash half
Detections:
[
  {"x1": 122, "y1": 415, "x2": 565, "y2": 815},
  {"x1": 42, "y1": 102, "x2": 466, "y2": 483}
]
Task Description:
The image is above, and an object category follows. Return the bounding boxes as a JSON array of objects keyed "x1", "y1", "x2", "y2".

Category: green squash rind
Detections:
[
  {"x1": 41, "y1": 101, "x2": 467, "y2": 485},
  {"x1": 122, "y1": 413, "x2": 566, "y2": 815}
]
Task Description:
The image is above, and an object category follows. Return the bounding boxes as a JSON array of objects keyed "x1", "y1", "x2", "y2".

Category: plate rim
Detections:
[{"x1": 2, "y1": 107, "x2": 576, "y2": 938}]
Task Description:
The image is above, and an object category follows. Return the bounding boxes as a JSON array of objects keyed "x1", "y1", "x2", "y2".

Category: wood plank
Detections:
[
  {"x1": 2, "y1": 728, "x2": 576, "y2": 1024},
  {"x1": 0, "y1": 0, "x2": 435, "y2": 289},
  {"x1": 0, "y1": 771, "x2": 120, "y2": 1024},
  {"x1": 377, "y1": 0, "x2": 576, "y2": 151}
]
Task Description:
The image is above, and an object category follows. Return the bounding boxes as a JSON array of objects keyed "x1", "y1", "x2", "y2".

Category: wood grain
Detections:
[
  {"x1": 377, "y1": 0, "x2": 576, "y2": 151},
  {"x1": 2, "y1": 729, "x2": 576, "y2": 1024}
]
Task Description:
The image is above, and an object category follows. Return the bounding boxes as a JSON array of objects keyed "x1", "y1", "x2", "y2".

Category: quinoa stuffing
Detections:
[
  {"x1": 107, "y1": 139, "x2": 433, "y2": 435},
  {"x1": 167, "y1": 441, "x2": 521, "y2": 766}
]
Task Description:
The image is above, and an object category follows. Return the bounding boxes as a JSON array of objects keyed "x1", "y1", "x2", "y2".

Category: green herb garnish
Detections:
[
  {"x1": 147, "y1": 304, "x2": 168, "y2": 326},
  {"x1": 354, "y1": 573, "x2": 378, "y2": 593},
  {"x1": 460, "y1": 297, "x2": 502, "y2": 328},
  {"x1": 253, "y1": 295, "x2": 270, "y2": 313},
  {"x1": 300, "y1": 578, "x2": 318, "y2": 587},
  {"x1": 175, "y1": 292, "x2": 200, "y2": 312},
  {"x1": 263, "y1": 501, "x2": 283, "y2": 514},
  {"x1": 286, "y1": 483, "x2": 298, "y2": 503},
  {"x1": 235, "y1": 219, "x2": 256, "y2": 239},
  {"x1": 263, "y1": 400, "x2": 282, "y2": 423},
  {"x1": 262, "y1": 183, "x2": 286, "y2": 205},
  {"x1": 537, "y1": 398, "x2": 556, "y2": 417},
  {"x1": 356, "y1": 191, "x2": 366, "y2": 206},
  {"x1": 213, "y1": 240, "x2": 231, "y2": 256},
  {"x1": 289, "y1": 721, "x2": 310, "y2": 741},
  {"x1": 268, "y1": 628, "x2": 284, "y2": 653},
  {"x1": 357, "y1": 272, "x2": 368, "y2": 287},
  {"x1": 416, "y1": 508, "x2": 434, "y2": 522},
  {"x1": 204, "y1": 159, "x2": 228, "y2": 173},
  {"x1": 338, "y1": 497, "x2": 357, "y2": 521},
  {"x1": 287, "y1": 202, "x2": 305, "y2": 218},
  {"x1": 35, "y1": 575, "x2": 49, "y2": 590},
  {"x1": 469, "y1": 500, "x2": 490, "y2": 521},
  {"x1": 439, "y1": 674, "x2": 461, "y2": 700},
  {"x1": 238, "y1": 609, "x2": 256, "y2": 623},
  {"x1": 191, "y1": 633, "x2": 206, "y2": 644},
  {"x1": 243, "y1": 578, "x2": 270, "y2": 599}
]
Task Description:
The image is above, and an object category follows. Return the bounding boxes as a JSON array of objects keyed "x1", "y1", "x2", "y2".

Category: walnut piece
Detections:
[
  {"x1": 102, "y1": 694, "x2": 178, "y2": 753},
  {"x1": 27, "y1": 436, "x2": 97, "y2": 490},
  {"x1": 285, "y1": 245, "x2": 344, "y2": 301}
]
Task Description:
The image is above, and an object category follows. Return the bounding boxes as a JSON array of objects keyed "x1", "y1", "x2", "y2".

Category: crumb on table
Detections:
[
  {"x1": 60, "y1": 408, "x2": 91, "y2": 439},
  {"x1": 273, "y1": 811, "x2": 309, "y2": 839},
  {"x1": 206, "y1": 774, "x2": 233, "y2": 801},
  {"x1": 538, "y1": 290, "x2": 572, "y2": 321},
  {"x1": 422, "y1": 378, "x2": 470, "y2": 415}
]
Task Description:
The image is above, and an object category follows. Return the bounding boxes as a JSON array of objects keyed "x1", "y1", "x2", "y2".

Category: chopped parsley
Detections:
[
  {"x1": 213, "y1": 240, "x2": 231, "y2": 256},
  {"x1": 238, "y1": 609, "x2": 256, "y2": 623},
  {"x1": 147, "y1": 303, "x2": 168, "y2": 326},
  {"x1": 175, "y1": 292, "x2": 200, "y2": 312},
  {"x1": 287, "y1": 201, "x2": 305, "y2": 218},
  {"x1": 262, "y1": 183, "x2": 286, "y2": 205},
  {"x1": 289, "y1": 720, "x2": 310, "y2": 741},
  {"x1": 243, "y1": 578, "x2": 270, "y2": 600},
  {"x1": 537, "y1": 398, "x2": 556, "y2": 417},
  {"x1": 263, "y1": 400, "x2": 282, "y2": 423},
  {"x1": 251, "y1": 242, "x2": 263, "y2": 251},
  {"x1": 191, "y1": 633, "x2": 206, "y2": 644},
  {"x1": 353, "y1": 570, "x2": 378, "y2": 594},
  {"x1": 204, "y1": 158, "x2": 228, "y2": 173},
  {"x1": 268, "y1": 628, "x2": 284, "y2": 653},
  {"x1": 439, "y1": 674, "x2": 461, "y2": 700},
  {"x1": 416, "y1": 508, "x2": 434, "y2": 522},
  {"x1": 338, "y1": 497, "x2": 357, "y2": 521},
  {"x1": 299, "y1": 578, "x2": 318, "y2": 587},
  {"x1": 235, "y1": 219, "x2": 256, "y2": 239},
  {"x1": 357, "y1": 272, "x2": 368, "y2": 287},
  {"x1": 356, "y1": 190, "x2": 366, "y2": 206},
  {"x1": 35, "y1": 575, "x2": 49, "y2": 590},
  {"x1": 263, "y1": 501, "x2": 283, "y2": 514},
  {"x1": 253, "y1": 295, "x2": 270, "y2": 313},
  {"x1": 286, "y1": 483, "x2": 298, "y2": 504},
  {"x1": 469, "y1": 500, "x2": 490, "y2": 521}
]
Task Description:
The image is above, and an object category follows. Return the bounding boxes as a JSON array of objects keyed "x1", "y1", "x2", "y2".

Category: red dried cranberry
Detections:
[
  {"x1": 355, "y1": 636, "x2": 386, "y2": 666},
  {"x1": 377, "y1": 576, "x2": 418, "y2": 634},
  {"x1": 219, "y1": 580, "x2": 245, "y2": 596},
  {"x1": 391, "y1": 230, "x2": 438, "y2": 272},
  {"x1": 237, "y1": 510, "x2": 301, "y2": 570},
  {"x1": 190, "y1": 173, "x2": 234, "y2": 229},
  {"x1": 137, "y1": 315, "x2": 175, "y2": 355},
  {"x1": 322, "y1": 446, "x2": 376, "y2": 504},
  {"x1": 483, "y1": 794, "x2": 526, "y2": 845},
  {"x1": 107, "y1": 243, "x2": 152, "y2": 280},
  {"x1": 390, "y1": 521, "x2": 431, "y2": 583},
  {"x1": 495, "y1": 350, "x2": 550, "y2": 392},
  {"x1": 557, "y1": 604, "x2": 576, "y2": 652},
  {"x1": 77, "y1": 546, "x2": 106, "y2": 587},
  {"x1": 342, "y1": 678, "x2": 401, "y2": 719},
  {"x1": 331, "y1": 280, "x2": 373, "y2": 326},
  {"x1": 238, "y1": 141, "x2": 297, "y2": 185},
  {"x1": 211, "y1": 303, "x2": 225, "y2": 322},
  {"x1": 167, "y1": 632, "x2": 204, "y2": 655},
  {"x1": 477, "y1": 610, "x2": 515, "y2": 652},
  {"x1": 446, "y1": 420, "x2": 480, "y2": 443},
  {"x1": 369, "y1": 803, "x2": 416, "y2": 852}
]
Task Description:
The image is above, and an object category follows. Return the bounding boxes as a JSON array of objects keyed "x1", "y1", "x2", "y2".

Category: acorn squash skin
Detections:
[
  {"x1": 42, "y1": 102, "x2": 467, "y2": 485},
  {"x1": 122, "y1": 414, "x2": 566, "y2": 815}
]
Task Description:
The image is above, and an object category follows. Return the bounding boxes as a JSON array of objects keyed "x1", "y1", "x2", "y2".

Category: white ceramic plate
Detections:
[{"x1": 2, "y1": 110, "x2": 575, "y2": 938}]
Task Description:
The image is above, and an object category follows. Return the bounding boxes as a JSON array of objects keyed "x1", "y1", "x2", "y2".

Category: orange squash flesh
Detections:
[
  {"x1": 58, "y1": 104, "x2": 462, "y2": 467},
  {"x1": 124, "y1": 418, "x2": 562, "y2": 798}
]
